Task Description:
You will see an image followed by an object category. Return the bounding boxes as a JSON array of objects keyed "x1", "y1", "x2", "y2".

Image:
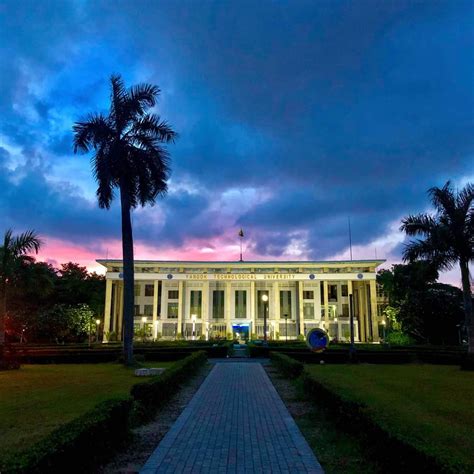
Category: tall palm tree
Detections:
[
  {"x1": 400, "y1": 181, "x2": 473, "y2": 355},
  {"x1": 73, "y1": 74, "x2": 177, "y2": 365},
  {"x1": 0, "y1": 229, "x2": 42, "y2": 352}
]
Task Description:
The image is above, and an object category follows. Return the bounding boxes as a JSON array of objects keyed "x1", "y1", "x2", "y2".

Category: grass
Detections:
[
  {"x1": 304, "y1": 364, "x2": 474, "y2": 472},
  {"x1": 0, "y1": 361, "x2": 174, "y2": 459}
]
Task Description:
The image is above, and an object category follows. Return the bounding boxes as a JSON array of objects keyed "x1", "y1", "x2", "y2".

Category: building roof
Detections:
[{"x1": 96, "y1": 259, "x2": 386, "y2": 267}]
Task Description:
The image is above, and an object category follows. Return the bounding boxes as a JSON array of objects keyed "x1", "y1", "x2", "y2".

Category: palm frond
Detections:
[
  {"x1": 73, "y1": 114, "x2": 113, "y2": 153},
  {"x1": 109, "y1": 74, "x2": 129, "y2": 130},
  {"x1": 93, "y1": 148, "x2": 115, "y2": 209},
  {"x1": 12, "y1": 230, "x2": 42, "y2": 257},
  {"x1": 127, "y1": 83, "x2": 160, "y2": 117},
  {"x1": 456, "y1": 182, "x2": 474, "y2": 214},
  {"x1": 429, "y1": 181, "x2": 456, "y2": 218},
  {"x1": 130, "y1": 113, "x2": 178, "y2": 144},
  {"x1": 400, "y1": 213, "x2": 435, "y2": 236}
]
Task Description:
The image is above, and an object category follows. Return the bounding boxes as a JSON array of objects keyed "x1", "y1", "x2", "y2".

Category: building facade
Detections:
[{"x1": 98, "y1": 259, "x2": 385, "y2": 342}]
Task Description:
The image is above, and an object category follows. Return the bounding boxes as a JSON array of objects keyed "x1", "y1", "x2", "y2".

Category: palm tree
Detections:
[
  {"x1": 400, "y1": 181, "x2": 473, "y2": 355},
  {"x1": 0, "y1": 229, "x2": 42, "y2": 353},
  {"x1": 73, "y1": 74, "x2": 177, "y2": 365}
]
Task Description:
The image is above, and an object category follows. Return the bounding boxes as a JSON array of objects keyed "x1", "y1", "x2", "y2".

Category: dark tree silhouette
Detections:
[
  {"x1": 0, "y1": 229, "x2": 42, "y2": 353},
  {"x1": 400, "y1": 181, "x2": 473, "y2": 355},
  {"x1": 73, "y1": 75, "x2": 177, "y2": 365}
]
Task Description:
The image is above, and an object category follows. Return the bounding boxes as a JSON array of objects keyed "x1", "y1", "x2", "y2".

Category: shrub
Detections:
[
  {"x1": 270, "y1": 352, "x2": 304, "y2": 379},
  {"x1": 386, "y1": 330, "x2": 413, "y2": 346},
  {"x1": 130, "y1": 351, "x2": 207, "y2": 422},
  {"x1": 2, "y1": 397, "x2": 132, "y2": 473}
]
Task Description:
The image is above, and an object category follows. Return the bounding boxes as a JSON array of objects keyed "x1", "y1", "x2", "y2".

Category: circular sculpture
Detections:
[
  {"x1": 167, "y1": 274, "x2": 173, "y2": 280},
  {"x1": 306, "y1": 328, "x2": 329, "y2": 352},
  {"x1": 309, "y1": 273, "x2": 315, "y2": 280},
  {"x1": 357, "y1": 273, "x2": 364, "y2": 279}
]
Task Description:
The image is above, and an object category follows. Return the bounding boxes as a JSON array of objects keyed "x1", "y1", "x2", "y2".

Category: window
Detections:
[
  {"x1": 168, "y1": 290, "x2": 179, "y2": 300},
  {"x1": 329, "y1": 284, "x2": 338, "y2": 301},
  {"x1": 257, "y1": 290, "x2": 269, "y2": 319},
  {"x1": 235, "y1": 290, "x2": 247, "y2": 318},
  {"x1": 134, "y1": 285, "x2": 141, "y2": 297},
  {"x1": 212, "y1": 290, "x2": 225, "y2": 319},
  {"x1": 144, "y1": 304, "x2": 153, "y2": 316},
  {"x1": 145, "y1": 284, "x2": 154, "y2": 297},
  {"x1": 190, "y1": 290, "x2": 202, "y2": 318},
  {"x1": 320, "y1": 282, "x2": 325, "y2": 304},
  {"x1": 341, "y1": 284, "x2": 348, "y2": 297},
  {"x1": 303, "y1": 290, "x2": 314, "y2": 300},
  {"x1": 303, "y1": 302, "x2": 314, "y2": 319},
  {"x1": 342, "y1": 303, "x2": 349, "y2": 318},
  {"x1": 167, "y1": 302, "x2": 178, "y2": 319},
  {"x1": 134, "y1": 305, "x2": 140, "y2": 316},
  {"x1": 280, "y1": 291, "x2": 292, "y2": 319}
]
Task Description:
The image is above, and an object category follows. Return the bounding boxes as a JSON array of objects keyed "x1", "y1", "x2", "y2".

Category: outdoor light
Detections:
[
  {"x1": 261, "y1": 294, "x2": 269, "y2": 302},
  {"x1": 95, "y1": 319, "x2": 100, "y2": 325},
  {"x1": 142, "y1": 316, "x2": 147, "y2": 323}
]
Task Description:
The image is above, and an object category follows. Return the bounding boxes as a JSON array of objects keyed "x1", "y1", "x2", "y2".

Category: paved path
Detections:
[{"x1": 140, "y1": 362, "x2": 323, "y2": 473}]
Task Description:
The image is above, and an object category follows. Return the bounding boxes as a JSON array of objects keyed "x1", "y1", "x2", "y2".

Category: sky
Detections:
[{"x1": 0, "y1": 0, "x2": 472, "y2": 284}]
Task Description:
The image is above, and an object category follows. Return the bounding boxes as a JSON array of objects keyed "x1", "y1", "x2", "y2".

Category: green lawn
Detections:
[
  {"x1": 305, "y1": 364, "x2": 474, "y2": 472},
  {"x1": 0, "y1": 362, "x2": 174, "y2": 459}
]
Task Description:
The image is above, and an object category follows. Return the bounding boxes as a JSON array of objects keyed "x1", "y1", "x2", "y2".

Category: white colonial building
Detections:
[{"x1": 98, "y1": 259, "x2": 385, "y2": 342}]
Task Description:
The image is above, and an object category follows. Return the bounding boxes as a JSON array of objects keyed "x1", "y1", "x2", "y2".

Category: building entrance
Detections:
[{"x1": 232, "y1": 324, "x2": 249, "y2": 343}]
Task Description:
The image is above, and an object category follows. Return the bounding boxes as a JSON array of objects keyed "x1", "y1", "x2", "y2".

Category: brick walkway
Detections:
[{"x1": 140, "y1": 362, "x2": 323, "y2": 473}]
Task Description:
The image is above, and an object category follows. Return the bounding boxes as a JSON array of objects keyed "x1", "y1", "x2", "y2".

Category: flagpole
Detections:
[{"x1": 238, "y1": 229, "x2": 244, "y2": 262}]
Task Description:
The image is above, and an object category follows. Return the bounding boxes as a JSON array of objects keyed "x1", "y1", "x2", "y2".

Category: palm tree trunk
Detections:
[
  {"x1": 460, "y1": 259, "x2": 473, "y2": 354},
  {"x1": 120, "y1": 185, "x2": 135, "y2": 365}
]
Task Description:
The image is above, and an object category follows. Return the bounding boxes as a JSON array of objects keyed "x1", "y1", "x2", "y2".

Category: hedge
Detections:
[
  {"x1": 1, "y1": 397, "x2": 132, "y2": 474},
  {"x1": 299, "y1": 368, "x2": 461, "y2": 473},
  {"x1": 131, "y1": 350, "x2": 207, "y2": 421},
  {"x1": 1, "y1": 351, "x2": 208, "y2": 473},
  {"x1": 269, "y1": 352, "x2": 304, "y2": 379}
]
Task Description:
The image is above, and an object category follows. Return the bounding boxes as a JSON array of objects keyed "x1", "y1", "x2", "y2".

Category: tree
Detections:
[
  {"x1": 400, "y1": 181, "x2": 473, "y2": 354},
  {"x1": 73, "y1": 75, "x2": 177, "y2": 364},
  {"x1": 0, "y1": 229, "x2": 42, "y2": 353}
]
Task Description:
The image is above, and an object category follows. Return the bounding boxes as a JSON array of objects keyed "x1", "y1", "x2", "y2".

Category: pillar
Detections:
[
  {"x1": 273, "y1": 281, "x2": 280, "y2": 339},
  {"x1": 323, "y1": 280, "x2": 329, "y2": 330},
  {"x1": 103, "y1": 279, "x2": 112, "y2": 343},
  {"x1": 225, "y1": 281, "x2": 232, "y2": 337},
  {"x1": 117, "y1": 282, "x2": 123, "y2": 341},
  {"x1": 298, "y1": 281, "x2": 304, "y2": 336},
  {"x1": 177, "y1": 280, "x2": 184, "y2": 337},
  {"x1": 202, "y1": 280, "x2": 210, "y2": 340},
  {"x1": 358, "y1": 282, "x2": 366, "y2": 342},
  {"x1": 250, "y1": 280, "x2": 255, "y2": 338},
  {"x1": 369, "y1": 279, "x2": 380, "y2": 342},
  {"x1": 152, "y1": 280, "x2": 159, "y2": 340}
]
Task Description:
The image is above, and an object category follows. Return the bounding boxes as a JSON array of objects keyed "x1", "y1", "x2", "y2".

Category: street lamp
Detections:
[
  {"x1": 191, "y1": 314, "x2": 197, "y2": 341},
  {"x1": 261, "y1": 294, "x2": 269, "y2": 345},
  {"x1": 334, "y1": 317, "x2": 338, "y2": 341},
  {"x1": 95, "y1": 319, "x2": 100, "y2": 343},
  {"x1": 381, "y1": 319, "x2": 386, "y2": 341},
  {"x1": 141, "y1": 316, "x2": 147, "y2": 342}
]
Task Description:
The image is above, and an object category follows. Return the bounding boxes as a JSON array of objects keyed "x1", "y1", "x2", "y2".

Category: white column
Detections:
[
  {"x1": 273, "y1": 281, "x2": 280, "y2": 339},
  {"x1": 250, "y1": 280, "x2": 255, "y2": 339},
  {"x1": 202, "y1": 280, "x2": 210, "y2": 340},
  {"x1": 298, "y1": 281, "x2": 304, "y2": 336},
  {"x1": 370, "y1": 279, "x2": 379, "y2": 342},
  {"x1": 225, "y1": 281, "x2": 232, "y2": 337},
  {"x1": 103, "y1": 279, "x2": 113, "y2": 343},
  {"x1": 323, "y1": 280, "x2": 329, "y2": 331},
  {"x1": 177, "y1": 280, "x2": 184, "y2": 337},
  {"x1": 152, "y1": 280, "x2": 159, "y2": 340}
]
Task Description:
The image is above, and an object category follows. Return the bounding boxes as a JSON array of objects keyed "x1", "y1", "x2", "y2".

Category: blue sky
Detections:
[{"x1": 0, "y1": 0, "x2": 472, "y2": 282}]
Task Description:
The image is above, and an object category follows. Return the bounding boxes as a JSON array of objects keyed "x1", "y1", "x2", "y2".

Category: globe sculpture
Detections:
[{"x1": 306, "y1": 328, "x2": 329, "y2": 352}]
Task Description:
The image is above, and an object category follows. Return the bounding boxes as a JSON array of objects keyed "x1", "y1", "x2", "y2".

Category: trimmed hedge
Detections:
[
  {"x1": 1, "y1": 351, "x2": 208, "y2": 473},
  {"x1": 269, "y1": 352, "x2": 304, "y2": 379},
  {"x1": 131, "y1": 350, "x2": 207, "y2": 421},
  {"x1": 1, "y1": 397, "x2": 132, "y2": 474},
  {"x1": 299, "y1": 368, "x2": 463, "y2": 473}
]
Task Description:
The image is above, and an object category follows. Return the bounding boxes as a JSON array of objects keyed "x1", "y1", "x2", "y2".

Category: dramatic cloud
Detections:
[{"x1": 0, "y1": 0, "x2": 472, "y2": 285}]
